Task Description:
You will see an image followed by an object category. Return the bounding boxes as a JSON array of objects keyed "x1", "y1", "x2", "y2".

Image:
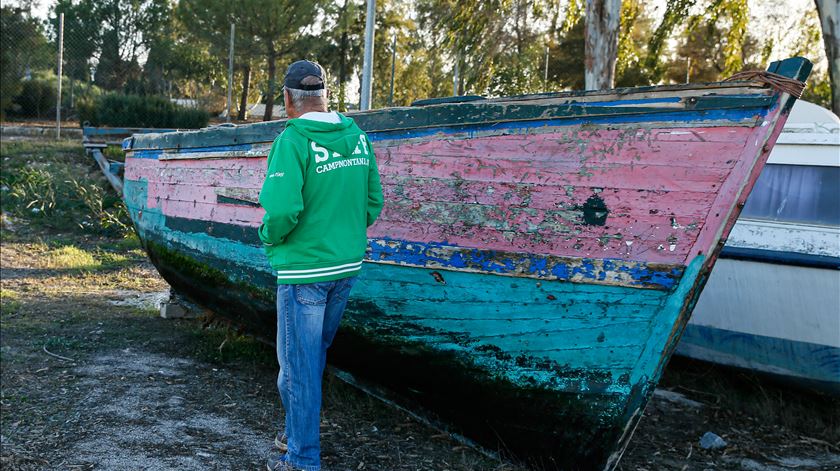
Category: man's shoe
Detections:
[
  {"x1": 274, "y1": 432, "x2": 288, "y2": 452},
  {"x1": 266, "y1": 449, "x2": 293, "y2": 471}
]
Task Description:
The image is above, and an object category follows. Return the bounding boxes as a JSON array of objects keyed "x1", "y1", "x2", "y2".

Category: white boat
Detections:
[{"x1": 677, "y1": 100, "x2": 840, "y2": 393}]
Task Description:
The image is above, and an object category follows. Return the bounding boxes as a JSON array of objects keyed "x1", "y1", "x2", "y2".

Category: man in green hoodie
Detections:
[{"x1": 259, "y1": 60, "x2": 383, "y2": 471}]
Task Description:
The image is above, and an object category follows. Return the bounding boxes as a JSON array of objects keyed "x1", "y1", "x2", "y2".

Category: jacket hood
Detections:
[{"x1": 286, "y1": 113, "x2": 364, "y2": 157}]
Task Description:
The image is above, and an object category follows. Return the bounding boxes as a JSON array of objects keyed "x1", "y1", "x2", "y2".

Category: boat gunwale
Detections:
[{"x1": 125, "y1": 81, "x2": 777, "y2": 152}]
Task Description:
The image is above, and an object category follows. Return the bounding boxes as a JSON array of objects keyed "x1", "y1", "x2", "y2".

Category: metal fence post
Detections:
[
  {"x1": 452, "y1": 58, "x2": 459, "y2": 96},
  {"x1": 227, "y1": 23, "x2": 235, "y2": 122},
  {"x1": 544, "y1": 44, "x2": 549, "y2": 92},
  {"x1": 388, "y1": 33, "x2": 396, "y2": 107},
  {"x1": 360, "y1": 0, "x2": 375, "y2": 111},
  {"x1": 56, "y1": 12, "x2": 64, "y2": 139}
]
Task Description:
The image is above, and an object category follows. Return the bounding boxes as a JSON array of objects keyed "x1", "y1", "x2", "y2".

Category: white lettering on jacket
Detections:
[
  {"x1": 312, "y1": 142, "x2": 329, "y2": 163},
  {"x1": 316, "y1": 157, "x2": 370, "y2": 174},
  {"x1": 312, "y1": 135, "x2": 371, "y2": 174}
]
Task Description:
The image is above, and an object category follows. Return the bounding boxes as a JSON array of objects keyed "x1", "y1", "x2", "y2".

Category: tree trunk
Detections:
[
  {"x1": 815, "y1": 0, "x2": 839, "y2": 115},
  {"x1": 238, "y1": 63, "x2": 251, "y2": 121},
  {"x1": 263, "y1": 48, "x2": 277, "y2": 121},
  {"x1": 584, "y1": 0, "x2": 621, "y2": 90}
]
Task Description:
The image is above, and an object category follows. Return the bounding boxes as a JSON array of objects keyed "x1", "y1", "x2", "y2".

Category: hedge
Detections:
[
  {"x1": 78, "y1": 93, "x2": 209, "y2": 129},
  {"x1": 11, "y1": 78, "x2": 56, "y2": 118}
]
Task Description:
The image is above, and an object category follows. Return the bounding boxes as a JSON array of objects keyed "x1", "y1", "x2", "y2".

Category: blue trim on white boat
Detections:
[
  {"x1": 720, "y1": 246, "x2": 840, "y2": 270},
  {"x1": 677, "y1": 324, "x2": 840, "y2": 393}
]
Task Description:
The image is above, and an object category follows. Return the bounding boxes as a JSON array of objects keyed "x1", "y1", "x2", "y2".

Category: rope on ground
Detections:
[
  {"x1": 723, "y1": 70, "x2": 806, "y2": 98},
  {"x1": 43, "y1": 345, "x2": 75, "y2": 362}
]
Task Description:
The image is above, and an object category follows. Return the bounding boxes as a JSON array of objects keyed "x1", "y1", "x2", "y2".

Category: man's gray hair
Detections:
[{"x1": 285, "y1": 75, "x2": 327, "y2": 110}]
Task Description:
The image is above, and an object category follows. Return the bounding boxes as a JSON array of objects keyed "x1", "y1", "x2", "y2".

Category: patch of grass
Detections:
[
  {"x1": 1, "y1": 288, "x2": 22, "y2": 316},
  {"x1": 39, "y1": 244, "x2": 137, "y2": 272},
  {"x1": 112, "y1": 234, "x2": 142, "y2": 251},
  {"x1": 0, "y1": 140, "x2": 132, "y2": 238},
  {"x1": 44, "y1": 246, "x2": 100, "y2": 270},
  {"x1": 102, "y1": 146, "x2": 125, "y2": 162},
  {"x1": 190, "y1": 324, "x2": 274, "y2": 366}
]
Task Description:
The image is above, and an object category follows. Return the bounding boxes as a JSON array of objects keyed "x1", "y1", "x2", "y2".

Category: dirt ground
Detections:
[{"x1": 1, "y1": 139, "x2": 839, "y2": 470}]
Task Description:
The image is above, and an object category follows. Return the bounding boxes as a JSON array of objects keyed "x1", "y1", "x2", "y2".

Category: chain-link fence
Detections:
[{"x1": 0, "y1": 0, "x2": 285, "y2": 134}]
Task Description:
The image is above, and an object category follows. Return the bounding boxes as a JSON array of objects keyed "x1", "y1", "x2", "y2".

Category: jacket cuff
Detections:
[{"x1": 258, "y1": 224, "x2": 275, "y2": 246}]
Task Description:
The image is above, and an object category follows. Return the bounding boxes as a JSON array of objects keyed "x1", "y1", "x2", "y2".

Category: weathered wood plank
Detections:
[{"x1": 381, "y1": 178, "x2": 715, "y2": 215}]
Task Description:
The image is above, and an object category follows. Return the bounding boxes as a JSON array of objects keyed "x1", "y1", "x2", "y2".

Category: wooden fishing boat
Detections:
[
  {"x1": 118, "y1": 57, "x2": 811, "y2": 470},
  {"x1": 677, "y1": 100, "x2": 840, "y2": 394}
]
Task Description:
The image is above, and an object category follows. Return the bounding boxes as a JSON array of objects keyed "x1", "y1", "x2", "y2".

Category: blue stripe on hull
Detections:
[{"x1": 677, "y1": 324, "x2": 840, "y2": 392}]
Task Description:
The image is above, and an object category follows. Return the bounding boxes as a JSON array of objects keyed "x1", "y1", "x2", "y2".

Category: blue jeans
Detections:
[{"x1": 276, "y1": 276, "x2": 356, "y2": 471}]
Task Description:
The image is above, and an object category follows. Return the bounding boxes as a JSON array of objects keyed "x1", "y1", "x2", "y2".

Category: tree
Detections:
[
  {"x1": 417, "y1": 0, "x2": 555, "y2": 97},
  {"x1": 91, "y1": 0, "x2": 170, "y2": 90},
  {"x1": 234, "y1": 0, "x2": 321, "y2": 121},
  {"x1": 0, "y1": 5, "x2": 52, "y2": 117},
  {"x1": 584, "y1": 0, "x2": 621, "y2": 89},
  {"x1": 51, "y1": 0, "x2": 100, "y2": 82},
  {"x1": 313, "y1": 0, "x2": 366, "y2": 111},
  {"x1": 547, "y1": 17, "x2": 585, "y2": 91},
  {"x1": 645, "y1": 0, "x2": 697, "y2": 83},
  {"x1": 814, "y1": 0, "x2": 839, "y2": 115},
  {"x1": 370, "y1": 0, "x2": 438, "y2": 106},
  {"x1": 614, "y1": 0, "x2": 656, "y2": 87},
  {"x1": 177, "y1": 0, "x2": 252, "y2": 116}
]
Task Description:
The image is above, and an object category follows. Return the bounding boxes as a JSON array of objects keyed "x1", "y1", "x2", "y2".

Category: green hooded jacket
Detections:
[{"x1": 258, "y1": 112, "x2": 383, "y2": 284}]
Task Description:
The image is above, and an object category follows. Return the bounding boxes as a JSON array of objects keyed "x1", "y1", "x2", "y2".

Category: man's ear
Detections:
[{"x1": 283, "y1": 89, "x2": 293, "y2": 114}]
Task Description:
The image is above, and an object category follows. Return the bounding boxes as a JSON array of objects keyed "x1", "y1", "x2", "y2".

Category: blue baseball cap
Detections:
[{"x1": 284, "y1": 60, "x2": 326, "y2": 91}]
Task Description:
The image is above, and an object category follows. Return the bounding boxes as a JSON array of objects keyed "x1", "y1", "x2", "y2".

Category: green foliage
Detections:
[
  {"x1": 702, "y1": 0, "x2": 749, "y2": 76},
  {"x1": 0, "y1": 6, "x2": 53, "y2": 118},
  {"x1": 664, "y1": 0, "x2": 760, "y2": 84},
  {"x1": 315, "y1": 0, "x2": 366, "y2": 111},
  {"x1": 0, "y1": 288, "x2": 22, "y2": 317},
  {"x1": 802, "y1": 71, "x2": 832, "y2": 110},
  {"x1": 645, "y1": 0, "x2": 697, "y2": 82},
  {"x1": 77, "y1": 94, "x2": 209, "y2": 129},
  {"x1": 91, "y1": 0, "x2": 172, "y2": 91},
  {"x1": 548, "y1": 19, "x2": 585, "y2": 91},
  {"x1": 12, "y1": 77, "x2": 57, "y2": 118},
  {"x1": 52, "y1": 0, "x2": 100, "y2": 82},
  {"x1": 615, "y1": 0, "x2": 655, "y2": 87},
  {"x1": 2, "y1": 0, "x2": 820, "y2": 118},
  {"x1": 0, "y1": 141, "x2": 133, "y2": 238}
]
